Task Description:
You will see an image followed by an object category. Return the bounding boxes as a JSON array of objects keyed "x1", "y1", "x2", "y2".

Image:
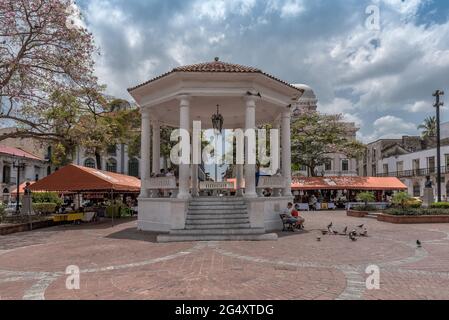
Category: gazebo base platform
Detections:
[
  {"x1": 138, "y1": 196, "x2": 292, "y2": 242},
  {"x1": 157, "y1": 232, "x2": 278, "y2": 243}
]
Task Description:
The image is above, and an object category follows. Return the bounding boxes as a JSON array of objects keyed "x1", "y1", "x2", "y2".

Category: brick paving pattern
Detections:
[{"x1": 1, "y1": 212, "x2": 448, "y2": 300}]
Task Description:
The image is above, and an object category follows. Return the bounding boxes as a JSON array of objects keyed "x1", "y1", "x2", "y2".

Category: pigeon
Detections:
[
  {"x1": 357, "y1": 224, "x2": 364, "y2": 229},
  {"x1": 360, "y1": 228, "x2": 368, "y2": 237},
  {"x1": 417, "y1": 240, "x2": 422, "y2": 248},
  {"x1": 327, "y1": 222, "x2": 333, "y2": 229},
  {"x1": 349, "y1": 230, "x2": 357, "y2": 241},
  {"x1": 342, "y1": 227, "x2": 348, "y2": 235}
]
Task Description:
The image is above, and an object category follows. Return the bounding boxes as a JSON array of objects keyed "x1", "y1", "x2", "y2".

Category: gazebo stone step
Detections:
[
  {"x1": 170, "y1": 228, "x2": 266, "y2": 235},
  {"x1": 190, "y1": 197, "x2": 245, "y2": 202},
  {"x1": 157, "y1": 233, "x2": 278, "y2": 243},
  {"x1": 186, "y1": 214, "x2": 249, "y2": 220},
  {"x1": 186, "y1": 218, "x2": 250, "y2": 225},
  {"x1": 188, "y1": 209, "x2": 248, "y2": 214},
  {"x1": 189, "y1": 204, "x2": 247, "y2": 209},
  {"x1": 185, "y1": 223, "x2": 251, "y2": 230}
]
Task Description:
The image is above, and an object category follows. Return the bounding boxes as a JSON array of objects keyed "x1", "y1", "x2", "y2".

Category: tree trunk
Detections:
[{"x1": 95, "y1": 151, "x2": 102, "y2": 170}]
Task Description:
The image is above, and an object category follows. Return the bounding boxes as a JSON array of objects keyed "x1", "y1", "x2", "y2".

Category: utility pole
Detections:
[
  {"x1": 12, "y1": 156, "x2": 26, "y2": 215},
  {"x1": 433, "y1": 90, "x2": 445, "y2": 203}
]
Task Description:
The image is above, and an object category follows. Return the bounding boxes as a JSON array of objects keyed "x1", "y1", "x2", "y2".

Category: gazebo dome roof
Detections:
[
  {"x1": 292, "y1": 83, "x2": 318, "y2": 110},
  {"x1": 128, "y1": 58, "x2": 303, "y2": 93}
]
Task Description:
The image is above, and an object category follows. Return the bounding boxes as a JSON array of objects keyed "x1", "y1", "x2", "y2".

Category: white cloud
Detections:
[
  {"x1": 374, "y1": 115, "x2": 416, "y2": 134},
  {"x1": 318, "y1": 97, "x2": 355, "y2": 114},
  {"x1": 405, "y1": 100, "x2": 431, "y2": 113},
  {"x1": 280, "y1": 0, "x2": 305, "y2": 18}
]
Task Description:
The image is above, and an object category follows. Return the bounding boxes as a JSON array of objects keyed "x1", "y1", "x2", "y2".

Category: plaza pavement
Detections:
[{"x1": 0, "y1": 211, "x2": 449, "y2": 300}]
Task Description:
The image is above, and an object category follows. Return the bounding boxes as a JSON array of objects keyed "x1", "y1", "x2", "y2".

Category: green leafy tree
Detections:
[
  {"x1": 418, "y1": 116, "x2": 436, "y2": 138},
  {"x1": 291, "y1": 112, "x2": 365, "y2": 176},
  {"x1": 0, "y1": 0, "x2": 99, "y2": 143},
  {"x1": 357, "y1": 192, "x2": 375, "y2": 206},
  {"x1": 392, "y1": 192, "x2": 412, "y2": 209}
]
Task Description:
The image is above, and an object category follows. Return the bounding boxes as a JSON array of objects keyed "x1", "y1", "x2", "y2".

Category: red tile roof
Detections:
[
  {"x1": 128, "y1": 60, "x2": 302, "y2": 92},
  {"x1": 0, "y1": 145, "x2": 43, "y2": 161}
]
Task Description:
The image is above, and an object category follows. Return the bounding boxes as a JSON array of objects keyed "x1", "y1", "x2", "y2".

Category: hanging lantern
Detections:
[{"x1": 211, "y1": 104, "x2": 224, "y2": 134}]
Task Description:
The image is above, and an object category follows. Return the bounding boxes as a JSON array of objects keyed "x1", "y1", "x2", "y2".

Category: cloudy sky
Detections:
[{"x1": 77, "y1": 0, "x2": 449, "y2": 143}]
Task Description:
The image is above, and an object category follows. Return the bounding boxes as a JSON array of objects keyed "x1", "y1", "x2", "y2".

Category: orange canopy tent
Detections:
[
  {"x1": 291, "y1": 176, "x2": 407, "y2": 191},
  {"x1": 227, "y1": 176, "x2": 407, "y2": 191},
  {"x1": 30, "y1": 164, "x2": 141, "y2": 193}
]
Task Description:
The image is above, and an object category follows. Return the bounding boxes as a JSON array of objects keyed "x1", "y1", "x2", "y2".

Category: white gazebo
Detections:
[{"x1": 128, "y1": 58, "x2": 306, "y2": 241}]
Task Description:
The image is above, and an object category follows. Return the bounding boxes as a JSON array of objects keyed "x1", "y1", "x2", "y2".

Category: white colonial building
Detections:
[
  {"x1": 377, "y1": 144, "x2": 449, "y2": 199},
  {"x1": 128, "y1": 59, "x2": 308, "y2": 242},
  {"x1": 0, "y1": 145, "x2": 49, "y2": 203},
  {"x1": 291, "y1": 84, "x2": 359, "y2": 177}
]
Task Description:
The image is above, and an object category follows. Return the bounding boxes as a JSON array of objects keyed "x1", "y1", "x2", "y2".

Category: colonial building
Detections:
[
  {"x1": 360, "y1": 122, "x2": 449, "y2": 198},
  {"x1": 0, "y1": 145, "x2": 48, "y2": 203},
  {"x1": 291, "y1": 84, "x2": 359, "y2": 177}
]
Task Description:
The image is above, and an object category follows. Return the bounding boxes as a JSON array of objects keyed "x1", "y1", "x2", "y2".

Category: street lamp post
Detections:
[
  {"x1": 212, "y1": 104, "x2": 224, "y2": 182},
  {"x1": 433, "y1": 90, "x2": 445, "y2": 203},
  {"x1": 12, "y1": 156, "x2": 26, "y2": 215}
]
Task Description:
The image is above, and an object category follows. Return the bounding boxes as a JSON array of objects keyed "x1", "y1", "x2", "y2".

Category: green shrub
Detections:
[
  {"x1": 392, "y1": 192, "x2": 412, "y2": 209},
  {"x1": 0, "y1": 203, "x2": 5, "y2": 222},
  {"x1": 430, "y1": 202, "x2": 449, "y2": 209},
  {"x1": 407, "y1": 202, "x2": 422, "y2": 209},
  {"x1": 357, "y1": 192, "x2": 375, "y2": 205},
  {"x1": 385, "y1": 208, "x2": 449, "y2": 216},
  {"x1": 106, "y1": 203, "x2": 122, "y2": 218},
  {"x1": 32, "y1": 203, "x2": 57, "y2": 214},
  {"x1": 352, "y1": 205, "x2": 378, "y2": 212},
  {"x1": 32, "y1": 192, "x2": 63, "y2": 206}
]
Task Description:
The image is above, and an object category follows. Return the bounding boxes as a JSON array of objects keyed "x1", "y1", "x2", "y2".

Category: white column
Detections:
[
  {"x1": 244, "y1": 96, "x2": 257, "y2": 198},
  {"x1": 282, "y1": 109, "x2": 292, "y2": 197},
  {"x1": 140, "y1": 109, "x2": 151, "y2": 198},
  {"x1": 191, "y1": 164, "x2": 199, "y2": 197},
  {"x1": 152, "y1": 119, "x2": 161, "y2": 175},
  {"x1": 177, "y1": 96, "x2": 191, "y2": 199},
  {"x1": 236, "y1": 164, "x2": 244, "y2": 196}
]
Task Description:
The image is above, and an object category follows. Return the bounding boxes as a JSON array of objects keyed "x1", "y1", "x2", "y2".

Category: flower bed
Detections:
[
  {"x1": 377, "y1": 214, "x2": 449, "y2": 224},
  {"x1": 346, "y1": 210, "x2": 368, "y2": 218},
  {"x1": 0, "y1": 218, "x2": 54, "y2": 235}
]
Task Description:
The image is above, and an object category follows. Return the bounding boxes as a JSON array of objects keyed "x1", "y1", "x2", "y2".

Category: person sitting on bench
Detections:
[
  {"x1": 291, "y1": 206, "x2": 305, "y2": 229},
  {"x1": 283, "y1": 202, "x2": 303, "y2": 229}
]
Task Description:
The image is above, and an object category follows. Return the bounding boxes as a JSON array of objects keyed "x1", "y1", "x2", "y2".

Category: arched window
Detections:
[
  {"x1": 128, "y1": 158, "x2": 139, "y2": 178},
  {"x1": 84, "y1": 158, "x2": 96, "y2": 169},
  {"x1": 106, "y1": 158, "x2": 117, "y2": 173},
  {"x1": 413, "y1": 183, "x2": 421, "y2": 197},
  {"x1": 2, "y1": 165, "x2": 11, "y2": 184},
  {"x1": 107, "y1": 145, "x2": 117, "y2": 156}
]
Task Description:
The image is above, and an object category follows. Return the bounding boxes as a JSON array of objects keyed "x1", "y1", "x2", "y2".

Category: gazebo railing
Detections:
[
  {"x1": 144, "y1": 177, "x2": 178, "y2": 198},
  {"x1": 256, "y1": 176, "x2": 285, "y2": 197}
]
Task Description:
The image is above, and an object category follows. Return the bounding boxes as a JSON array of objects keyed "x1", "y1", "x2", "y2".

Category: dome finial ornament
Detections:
[{"x1": 214, "y1": 57, "x2": 219, "y2": 62}]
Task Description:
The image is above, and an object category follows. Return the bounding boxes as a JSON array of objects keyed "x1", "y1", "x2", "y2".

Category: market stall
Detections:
[
  {"x1": 291, "y1": 176, "x2": 407, "y2": 210},
  {"x1": 30, "y1": 164, "x2": 141, "y2": 224}
]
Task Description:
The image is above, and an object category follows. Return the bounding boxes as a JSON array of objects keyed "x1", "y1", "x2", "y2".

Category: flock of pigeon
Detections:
[
  {"x1": 316, "y1": 222, "x2": 368, "y2": 242},
  {"x1": 317, "y1": 222, "x2": 424, "y2": 249}
]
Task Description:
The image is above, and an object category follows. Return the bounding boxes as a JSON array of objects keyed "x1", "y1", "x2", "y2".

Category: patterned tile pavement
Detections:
[{"x1": 0, "y1": 212, "x2": 448, "y2": 300}]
